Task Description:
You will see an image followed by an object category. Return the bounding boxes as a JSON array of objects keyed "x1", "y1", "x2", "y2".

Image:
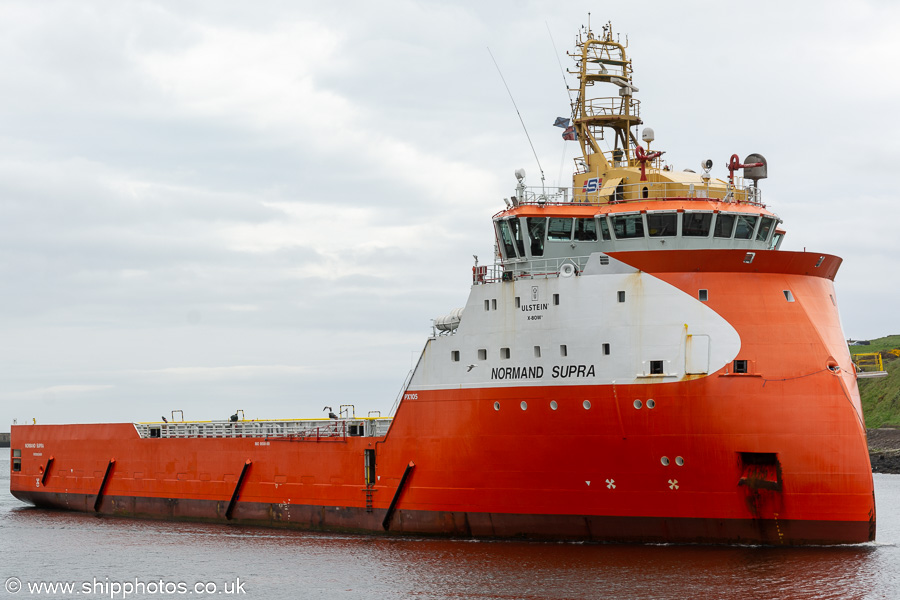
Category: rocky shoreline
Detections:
[{"x1": 868, "y1": 428, "x2": 900, "y2": 474}]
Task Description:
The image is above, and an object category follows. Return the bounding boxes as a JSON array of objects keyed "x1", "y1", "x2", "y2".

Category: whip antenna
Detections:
[
  {"x1": 487, "y1": 47, "x2": 545, "y2": 189},
  {"x1": 546, "y1": 22, "x2": 574, "y2": 108}
]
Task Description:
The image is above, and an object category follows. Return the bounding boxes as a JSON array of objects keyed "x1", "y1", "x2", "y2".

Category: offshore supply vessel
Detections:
[{"x1": 9, "y1": 23, "x2": 875, "y2": 544}]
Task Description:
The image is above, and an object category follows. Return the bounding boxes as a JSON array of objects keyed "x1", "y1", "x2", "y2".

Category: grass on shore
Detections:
[{"x1": 853, "y1": 335, "x2": 900, "y2": 428}]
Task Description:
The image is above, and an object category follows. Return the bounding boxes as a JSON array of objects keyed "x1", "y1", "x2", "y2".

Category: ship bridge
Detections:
[{"x1": 476, "y1": 20, "x2": 781, "y2": 285}]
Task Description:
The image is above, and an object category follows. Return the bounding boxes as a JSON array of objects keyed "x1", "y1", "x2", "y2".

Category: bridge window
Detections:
[
  {"x1": 574, "y1": 218, "x2": 598, "y2": 241},
  {"x1": 611, "y1": 214, "x2": 644, "y2": 239},
  {"x1": 497, "y1": 220, "x2": 517, "y2": 258},
  {"x1": 756, "y1": 217, "x2": 775, "y2": 242},
  {"x1": 527, "y1": 217, "x2": 546, "y2": 256},
  {"x1": 647, "y1": 212, "x2": 677, "y2": 237},
  {"x1": 650, "y1": 360, "x2": 664, "y2": 375},
  {"x1": 683, "y1": 212, "x2": 712, "y2": 236},
  {"x1": 508, "y1": 218, "x2": 526, "y2": 256},
  {"x1": 548, "y1": 218, "x2": 574, "y2": 241},
  {"x1": 598, "y1": 217, "x2": 612, "y2": 241},
  {"x1": 735, "y1": 215, "x2": 759, "y2": 239},
  {"x1": 714, "y1": 213, "x2": 736, "y2": 238}
]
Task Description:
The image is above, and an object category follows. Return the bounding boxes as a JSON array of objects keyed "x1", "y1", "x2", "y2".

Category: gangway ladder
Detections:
[{"x1": 364, "y1": 483, "x2": 375, "y2": 513}]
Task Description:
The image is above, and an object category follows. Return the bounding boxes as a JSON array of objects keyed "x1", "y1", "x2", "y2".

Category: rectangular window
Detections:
[
  {"x1": 507, "y1": 218, "x2": 526, "y2": 257},
  {"x1": 783, "y1": 290, "x2": 794, "y2": 302},
  {"x1": 756, "y1": 216, "x2": 775, "y2": 242},
  {"x1": 602, "y1": 343, "x2": 610, "y2": 355},
  {"x1": 611, "y1": 214, "x2": 645, "y2": 239},
  {"x1": 515, "y1": 297, "x2": 520, "y2": 308},
  {"x1": 527, "y1": 218, "x2": 546, "y2": 257},
  {"x1": 534, "y1": 346, "x2": 542, "y2": 358},
  {"x1": 149, "y1": 428, "x2": 160, "y2": 438},
  {"x1": 714, "y1": 213, "x2": 736, "y2": 238},
  {"x1": 699, "y1": 289, "x2": 708, "y2": 301},
  {"x1": 500, "y1": 347, "x2": 510, "y2": 359},
  {"x1": 733, "y1": 360, "x2": 748, "y2": 374},
  {"x1": 547, "y1": 218, "x2": 574, "y2": 241},
  {"x1": 484, "y1": 300, "x2": 490, "y2": 311},
  {"x1": 574, "y1": 218, "x2": 598, "y2": 241},
  {"x1": 496, "y1": 220, "x2": 517, "y2": 258},
  {"x1": 478, "y1": 349, "x2": 487, "y2": 360},
  {"x1": 560, "y1": 345, "x2": 568, "y2": 357},
  {"x1": 735, "y1": 215, "x2": 759, "y2": 239},
  {"x1": 617, "y1": 290, "x2": 626, "y2": 303},
  {"x1": 650, "y1": 360, "x2": 664, "y2": 375},
  {"x1": 647, "y1": 212, "x2": 677, "y2": 237},
  {"x1": 598, "y1": 218, "x2": 612, "y2": 241},
  {"x1": 12, "y1": 449, "x2": 21, "y2": 472},
  {"x1": 491, "y1": 299, "x2": 497, "y2": 310},
  {"x1": 451, "y1": 350, "x2": 460, "y2": 362},
  {"x1": 683, "y1": 212, "x2": 713, "y2": 236},
  {"x1": 553, "y1": 293, "x2": 560, "y2": 306}
]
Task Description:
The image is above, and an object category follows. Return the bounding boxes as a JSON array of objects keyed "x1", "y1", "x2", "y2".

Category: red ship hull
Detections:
[{"x1": 9, "y1": 250, "x2": 876, "y2": 545}]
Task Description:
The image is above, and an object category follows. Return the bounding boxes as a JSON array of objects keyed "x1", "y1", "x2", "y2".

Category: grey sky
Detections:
[{"x1": 2, "y1": 1, "x2": 898, "y2": 427}]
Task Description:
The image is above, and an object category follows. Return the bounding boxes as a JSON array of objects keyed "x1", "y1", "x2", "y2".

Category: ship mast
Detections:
[{"x1": 569, "y1": 22, "x2": 642, "y2": 175}]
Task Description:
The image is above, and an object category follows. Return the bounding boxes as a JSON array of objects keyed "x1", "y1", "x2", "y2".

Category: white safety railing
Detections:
[{"x1": 134, "y1": 418, "x2": 393, "y2": 440}]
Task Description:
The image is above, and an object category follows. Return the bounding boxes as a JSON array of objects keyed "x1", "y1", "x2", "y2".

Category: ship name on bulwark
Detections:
[{"x1": 490, "y1": 365, "x2": 595, "y2": 380}]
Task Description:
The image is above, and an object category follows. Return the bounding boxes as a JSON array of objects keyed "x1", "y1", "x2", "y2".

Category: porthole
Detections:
[
  {"x1": 646, "y1": 398, "x2": 656, "y2": 409},
  {"x1": 550, "y1": 401, "x2": 558, "y2": 410},
  {"x1": 633, "y1": 399, "x2": 642, "y2": 409},
  {"x1": 520, "y1": 401, "x2": 527, "y2": 411},
  {"x1": 583, "y1": 400, "x2": 591, "y2": 410},
  {"x1": 661, "y1": 456, "x2": 670, "y2": 466},
  {"x1": 675, "y1": 456, "x2": 684, "y2": 466},
  {"x1": 493, "y1": 401, "x2": 500, "y2": 411}
]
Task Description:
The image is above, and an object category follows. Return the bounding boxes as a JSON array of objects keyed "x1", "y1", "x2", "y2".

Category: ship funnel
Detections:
[{"x1": 743, "y1": 153, "x2": 767, "y2": 184}]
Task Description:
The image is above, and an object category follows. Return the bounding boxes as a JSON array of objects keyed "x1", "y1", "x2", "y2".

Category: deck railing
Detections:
[{"x1": 134, "y1": 418, "x2": 393, "y2": 440}]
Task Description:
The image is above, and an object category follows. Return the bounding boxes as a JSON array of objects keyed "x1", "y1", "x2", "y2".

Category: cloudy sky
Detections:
[{"x1": 2, "y1": 1, "x2": 898, "y2": 428}]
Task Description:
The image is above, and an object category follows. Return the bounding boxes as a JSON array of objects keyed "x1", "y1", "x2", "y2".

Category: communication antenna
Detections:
[
  {"x1": 545, "y1": 22, "x2": 573, "y2": 107},
  {"x1": 487, "y1": 47, "x2": 546, "y2": 190}
]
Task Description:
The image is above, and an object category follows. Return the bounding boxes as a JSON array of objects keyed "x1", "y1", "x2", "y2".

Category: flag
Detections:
[
  {"x1": 562, "y1": 125, "x2": 577, "y2": 141},
  {"x1": 553, "y1": 117, "x2": 570, "y2": 128}
]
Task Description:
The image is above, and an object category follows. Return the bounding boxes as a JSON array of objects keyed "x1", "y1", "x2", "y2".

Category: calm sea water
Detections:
[{"x1": 1, "y1": 457, "x2": 898, "y2": 600}]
